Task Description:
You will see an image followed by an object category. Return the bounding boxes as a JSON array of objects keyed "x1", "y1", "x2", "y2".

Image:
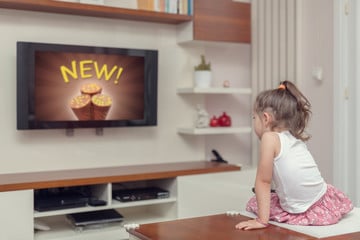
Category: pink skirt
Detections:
[{"x1": 246, "y1": 184, "x2": 354, "y2": 225}]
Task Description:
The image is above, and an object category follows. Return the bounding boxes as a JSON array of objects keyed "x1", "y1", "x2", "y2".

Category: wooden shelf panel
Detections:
[
  {"x1": 0, "y1": 0, "x2": 192, "y2": 24},
  {"x1": 0, "y1": 161, "x2": 240, "y2": 192},
  {"x1": 193, "y1": 0, "x2": 251, "y2": 43}
]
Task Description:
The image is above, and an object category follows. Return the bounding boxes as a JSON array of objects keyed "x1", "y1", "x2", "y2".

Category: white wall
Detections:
[
  {"x1": 0, "y1": 8, "x2": 251, "y2": 173},
  {"x1": 204, "y1": 43, "x2": 252, "y2": 164},
  {"x1": 248, "y1": 0, "x2": 335, "y2": 183},
  {"x1": 333, "y1": 0, "x2": 360, "y2": 206},
  {"x1": 298, "y1": 0, "x2": 334, "y2": 183}
]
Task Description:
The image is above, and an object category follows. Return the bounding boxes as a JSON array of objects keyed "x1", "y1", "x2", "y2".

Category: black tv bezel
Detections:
[{"x1": 16, "y1": 41, "x2": 158, "y2": 130}]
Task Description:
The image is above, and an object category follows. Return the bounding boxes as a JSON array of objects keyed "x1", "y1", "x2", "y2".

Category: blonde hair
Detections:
[{"x1": 254, "y1": 80, "x2": 311, "y2": 141}]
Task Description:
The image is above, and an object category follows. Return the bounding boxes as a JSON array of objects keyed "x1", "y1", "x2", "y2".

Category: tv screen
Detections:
[{"x1": 17, "y1": 42, "x2": 158, "y2": 130}]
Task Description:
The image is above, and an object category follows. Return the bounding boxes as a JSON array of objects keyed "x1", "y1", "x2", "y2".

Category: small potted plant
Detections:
[{"x1": 194, "y1": 55, "x2": 212, "y2": 88}]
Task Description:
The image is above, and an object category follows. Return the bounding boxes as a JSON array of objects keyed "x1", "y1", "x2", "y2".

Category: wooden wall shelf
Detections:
[
  {"x1": 0, "y1": 0, "x2": 192, "y2": 24},
  {"x1": 193, "y1": 0, "x2": 251, "y2": 43},
  {"x1": 0, "y1": 161, "x2": 240, "y2": 192}
]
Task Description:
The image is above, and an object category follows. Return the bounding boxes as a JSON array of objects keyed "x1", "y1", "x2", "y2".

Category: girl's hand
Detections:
[{"x1": 235, "y1": 219, "x2": 268, "y2": 230}]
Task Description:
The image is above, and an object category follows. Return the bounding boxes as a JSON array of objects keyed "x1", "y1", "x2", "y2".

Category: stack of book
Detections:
[
  {"x1": 137, "y1": 0, "x2": 193, "y2": 15},
  {"x1": 54, "y1": 0, "x2": 193, "y2": 15}
]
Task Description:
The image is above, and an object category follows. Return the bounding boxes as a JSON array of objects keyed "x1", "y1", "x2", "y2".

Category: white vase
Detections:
[{"x1": 194, "y1": 71, "x2": 212, "y2": 88}]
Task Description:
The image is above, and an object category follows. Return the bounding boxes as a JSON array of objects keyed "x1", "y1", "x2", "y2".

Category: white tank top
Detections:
[{"x1": 273, "y1": 131, "x2": 327, "y2": 213}]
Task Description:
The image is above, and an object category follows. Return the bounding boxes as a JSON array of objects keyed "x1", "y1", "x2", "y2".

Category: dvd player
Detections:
[
  {"x1": 67, "y1": 209, "x2": 123, "y2": 227},
  {"x1": 35, "y1": 192, "x2": 89, "y2": 212},
  {"x1": 112, "y1": 187, "x2": 169, "y2": 202},
  {"x1": 34, "y1": 188, "x2": 90, "y2": 212}
]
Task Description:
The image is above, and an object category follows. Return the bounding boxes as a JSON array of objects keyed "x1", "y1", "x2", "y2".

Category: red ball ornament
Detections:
[
  {"x1": 209, "y1": 116, "x2": 219, "y2": 127},
  {"x1": 218, "y1": 112, "x2": 231, "y2": 127}
]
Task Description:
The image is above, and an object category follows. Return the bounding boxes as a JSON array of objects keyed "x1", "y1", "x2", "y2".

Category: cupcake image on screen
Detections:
[
  {"x1": 81, "y1": 83, "x2": 102, "y2": 96},
  {"x1": 91, "y1": 94, "x2": 112, "y2": 120},
  {"x1": 69, "y1": 94, "x2": 92, "y2": 120},
  {"x1": 80, "y1": 83, "x2": 103, "y2": 120}
]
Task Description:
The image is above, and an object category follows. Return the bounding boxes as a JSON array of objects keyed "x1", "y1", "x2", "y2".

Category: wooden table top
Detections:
[
  {"x1": 128, "y1": 214, "x2": 360, "y2": 240},
  {"x1": 0, "y1": 161, "x2": 240, "y2": 192}
]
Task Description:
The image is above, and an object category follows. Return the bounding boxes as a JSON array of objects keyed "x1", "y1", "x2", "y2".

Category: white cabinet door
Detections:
[
  {"x1": 0, "y1": 190, "x2": 34, "y2": 240},
  {"x1": 177, "y1": 168, "x2": 256, "y2": 219}
]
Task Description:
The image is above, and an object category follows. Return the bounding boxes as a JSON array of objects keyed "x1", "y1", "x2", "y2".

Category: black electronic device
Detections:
[
  {"x1": 35, "y1": 192, "x2": 89, "y2": 212},
  {"x1": 88, "y1": 198, "x2": 107, "y2": 206},
  {"x1": 34, "y1": 187, "x2": 90, "y2": 212},
  {"x1": 211, "y1": 149, "x2": 228, "y2": 163},
  {"x1": 67, "y1": 209, "x2": 123, "y2": 227},
  {"x1": 112, "y1": 187, "x2": 169, "y2": 202},
  {"x1": 17, "y1": 41, "x2": 158, "y2": 130}
]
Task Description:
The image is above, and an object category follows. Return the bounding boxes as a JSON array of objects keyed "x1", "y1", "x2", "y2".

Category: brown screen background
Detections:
[{"x1": 34, "y1": 51, "x2": 145, "y2": 121}]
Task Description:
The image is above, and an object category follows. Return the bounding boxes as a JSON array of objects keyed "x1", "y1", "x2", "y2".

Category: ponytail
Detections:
[{"x1": 279, "y1": 81, "x2": 311, "y2": 141}]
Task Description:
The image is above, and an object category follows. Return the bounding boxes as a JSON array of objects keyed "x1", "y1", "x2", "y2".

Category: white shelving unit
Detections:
[
  {"x1": 33, "y1": 178, "x2": 178, "y2": 240},
  {"x1": 0, "y1": 162, "x2": 241, "y2": 240},
  {"x1": 0, "y1": 161, "x2": 241, "y2": 240},
  {"x1": 35, "y1": 201, "x2": 178, "y2": 240},
  {"x1": 34, "y1": 197, "x2": 177, "y2": 218},
  {"x1": 35, "y1": 215, "x2": 126, "y2": 240},
  {"x1": 177, "y1": 87, "x2": 252, "y2": 135},
  {"x1": 177, "y1": 127, "x2": 252, "y2": 135},
  {"x1": 176, "y1": 87, "x2": 252, "y2": 94}
]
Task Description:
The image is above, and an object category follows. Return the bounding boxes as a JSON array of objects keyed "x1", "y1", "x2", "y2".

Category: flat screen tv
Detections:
[{"x1": 17, "y1": 41, "x2": 158, "y2": 130}]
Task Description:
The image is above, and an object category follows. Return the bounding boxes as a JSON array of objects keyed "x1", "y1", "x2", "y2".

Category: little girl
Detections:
[{"x1": 236, "y1": 81, "x2": 353, "y2": 230}]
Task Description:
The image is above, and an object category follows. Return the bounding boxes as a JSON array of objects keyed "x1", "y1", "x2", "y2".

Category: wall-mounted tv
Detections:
[{"x1": 17, "y1": 41, "x2": 158, "y2": 130}]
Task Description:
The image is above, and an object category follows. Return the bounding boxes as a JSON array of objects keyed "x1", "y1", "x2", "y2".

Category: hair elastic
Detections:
[{"x1": 278, "y1": 84, "x2": 286, "y2": 90}]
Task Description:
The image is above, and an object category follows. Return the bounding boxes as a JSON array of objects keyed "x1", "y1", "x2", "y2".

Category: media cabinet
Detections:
[{"x1": 0, "y1": 161, "x2": 240, "y2": 240}]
